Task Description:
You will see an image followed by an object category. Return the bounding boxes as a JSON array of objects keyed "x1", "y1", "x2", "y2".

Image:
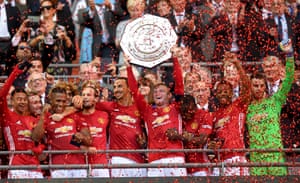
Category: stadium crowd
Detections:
[{"x1": 0, "y1": 0, "x2": 300, "y2": 179}]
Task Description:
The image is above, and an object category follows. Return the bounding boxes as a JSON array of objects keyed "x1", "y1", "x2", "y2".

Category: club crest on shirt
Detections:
[
  {"x1": 98, "y1": 118, "x2": 105, "y2": 124},
  {"x1": 134, "y1": 110, "x2": 140, "y2": 117},
  {"x1": 191, "y1": 122, "x2": 198, "y2": 130},
  {"x1": 163, "y1": 107, "x2": 170, "y2": 113},
  {"x1": 66, "y1": 118, "x2": 74, "y2": 124}
]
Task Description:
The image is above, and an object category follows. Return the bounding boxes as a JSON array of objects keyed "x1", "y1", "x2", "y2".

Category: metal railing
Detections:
[
  {"x1": 0, "y1": 148, "x2": 299, "y2": 171},
  {"x1": 0, "y1": 61, "x2": 263, "y2": 80},
  {"x1": 0, "y1": 148, "x2": 298, "y2": 182}
]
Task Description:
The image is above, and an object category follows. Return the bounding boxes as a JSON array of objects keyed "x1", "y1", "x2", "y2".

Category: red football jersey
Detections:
[
  {"x1": 184, "y1": 110, "x2": 213, "y2": 174},
  {"x1": 96, "y1": 102, "x2": 144, "y2": 163},
  {"x1": 0, "y1": 67, "x2": 40, "y2": 167},
  {"x1": 127, "y1": 57, "x2": 185, "y2": 162},
  {"x1": 77, "y1": 110, "x2": 109, "y2": 164},
  {"x1": 44, "y1": 113, "x2": 88, "y2": 165},
  {"x1": 213, "y1": 99, "x2": 247, "y2": 160}
]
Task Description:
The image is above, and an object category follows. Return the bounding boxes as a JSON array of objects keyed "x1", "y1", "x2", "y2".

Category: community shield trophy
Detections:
[{"x1": 120, "y1": 14, "x2": 177, "y2": 68}]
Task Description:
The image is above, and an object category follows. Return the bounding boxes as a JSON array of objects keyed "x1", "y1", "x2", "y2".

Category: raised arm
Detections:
[
  {"x1": 275, "y1": 42, "x2": 295, "y2": 104},
  {"x1": 234, "y1": 59, "x2": 251, "y2": 105},
  {"x1": 124, "y1": 55, "x2": 149, "y2": 113},
  {"x1": 32, "y1": 107, "x2": 47, "y2": 143},
  {"x1": 173, "y1": 57, "x2": 184, "y2": 95},
  {"x1": 0, "y1": 67, "x2": 23, "y2": 99}
]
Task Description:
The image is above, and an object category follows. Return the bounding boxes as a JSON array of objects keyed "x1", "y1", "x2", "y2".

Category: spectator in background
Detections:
[
  {"x1": 168, "y1": 0, "x2": 196, "y2": 48},
  {"x1": 191, "y1": 64, "x2": 213, "y2": 87},
  {"x1": 194, "y1": 0, "x2": 232, "y2": 63},
  {"x1": 193, "y1": 81, "x2": 216, "y2": 112},
  {"x1": 262, "y1": 55, "x2": 283, "y2": 96},
  {"x1": 138, "y1": 77, "x2": 155, "y2": 105},
  {"x1": 271, "y1": 0, "x2": 297, "y2": 60},
  {"x1": 223, "y1": 0, "x2": 269, "y2": 62},
  {"x1": 115, "y1": 0, "x2": 145, "y2": 65},
  {"x1": 281, "y1": 68, "x2": 300, "y2": 175},
  {"x1": 154, "y1": 0, "x2": 172, "y2": 17},
  {"x1": 78, "y1": 0, "x2": 121, "y2": 63},
  {"x1": 247, "y1": 44, "x2": 294, "y2": 176},
  {"x1": 0, "y1": 0, "x2": 21, "y2": 75},
  {"x1": 184, "y1": 72, "x2": 201, "y2": 95},
  {"x1": 29, "y1": 0, "x2": 76, "y2": 76},
  {"x1": 25, "y1": 72, "x2": 49, "y2": 104}
]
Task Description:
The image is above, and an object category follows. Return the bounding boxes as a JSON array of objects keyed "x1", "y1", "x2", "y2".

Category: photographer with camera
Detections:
[{"x1": 28, "y1": 0, "x2": 76, "y2": 76}]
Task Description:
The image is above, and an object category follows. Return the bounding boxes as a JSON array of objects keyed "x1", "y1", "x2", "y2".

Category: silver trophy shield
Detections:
[{"x1": 120, "y1": 14, "x2": 177, "y2": 68}]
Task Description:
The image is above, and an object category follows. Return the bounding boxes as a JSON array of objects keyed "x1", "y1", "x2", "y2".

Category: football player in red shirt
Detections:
[
  {"x1": 32, "y1": 85, "x2": 91, "y2": 178},
  {"x1": 125, "y1": 53, "x2": 187, "y2": 177},
  {"x1": 0, "y1": 62, "x2": 44, "y2": 179},
  {"x1": 77, "y1": 81, "x2": 110, "y2": 177}
]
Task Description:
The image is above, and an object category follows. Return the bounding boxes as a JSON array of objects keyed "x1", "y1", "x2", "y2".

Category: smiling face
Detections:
[
  {"x1": 12, "y1": 91, "x2": 29, "y2": 115},
  {"x1": 153, "y1": 84, "x2": 171, "y2": 107},
  {"x1": 51, "y1": 92, "x2": 67, "y2": 114},
  {"x1": 28, "y1": 72, "x2": 47, "y2": 95},
  {"x1": 113, "y1": 78, "x2": 130, "y2": 101},
  {"x1": 82, "y1": 87, "x2": 97, "y2": 110},
  {"x1": 28, "y1": 95, "x2": 42, "y2": 117}
]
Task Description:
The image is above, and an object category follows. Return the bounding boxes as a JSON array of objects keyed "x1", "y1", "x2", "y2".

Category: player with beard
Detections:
[
  {"x1": 92, "y1": 78, "x2": 147, "y2": 177},
  {"x1": 0, "y1": 62, "x2": 44, "y2": 179},
  {"x1": 32, "y1": 85, "x2": 91, "y2": 178},
  {"x1": 246, "y1": 43, "x2": 294, "y2": 176},
  {"x1": 209, "y1": 57, "x2": 251, "y2": 176},
  {"x1": 27, "y1": 92, "x2": 43, "y2": 118},
  {"x1": 77, "y1": 81, "x2": 110, "y2": 177},
  {"x1": 125, "y1": 53, "x2": 187, "y2": 177}
]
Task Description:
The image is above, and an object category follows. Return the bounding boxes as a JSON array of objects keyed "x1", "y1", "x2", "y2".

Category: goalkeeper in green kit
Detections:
[{"x1": 246, "y1": 40, "x2": 294, "y2": 175}]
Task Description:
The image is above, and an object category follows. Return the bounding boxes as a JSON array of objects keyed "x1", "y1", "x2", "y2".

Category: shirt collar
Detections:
[
  {"x1": 197, "y1": 103, "x2": 208, "y2": 111},
  {"x1": 174, "y1": 10, "x2": 185, "y2": 16}
]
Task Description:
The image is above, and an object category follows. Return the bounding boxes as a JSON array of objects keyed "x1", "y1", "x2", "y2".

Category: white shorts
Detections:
[
  {"x1": 189, "y1": 170, "x2": 209, "y2": 176},
  {"x1": 110, "y1": 156, "x2": 147, "y2": 177},
  {"x1": 8, "y1": 170, "x2": 44, "y2": 179},
  {"x1": 148, "y1": 157, "x2": 187, "y2": 177},
  {"x1": 51, "y1": 169, "x2": 87, "y2": 178},
  {"x1": 90, "y1": 168, "x2": 110, "y2": 177},
  {"x1": 212, "y1": 156, "x2": 249, "y2": 176}
]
